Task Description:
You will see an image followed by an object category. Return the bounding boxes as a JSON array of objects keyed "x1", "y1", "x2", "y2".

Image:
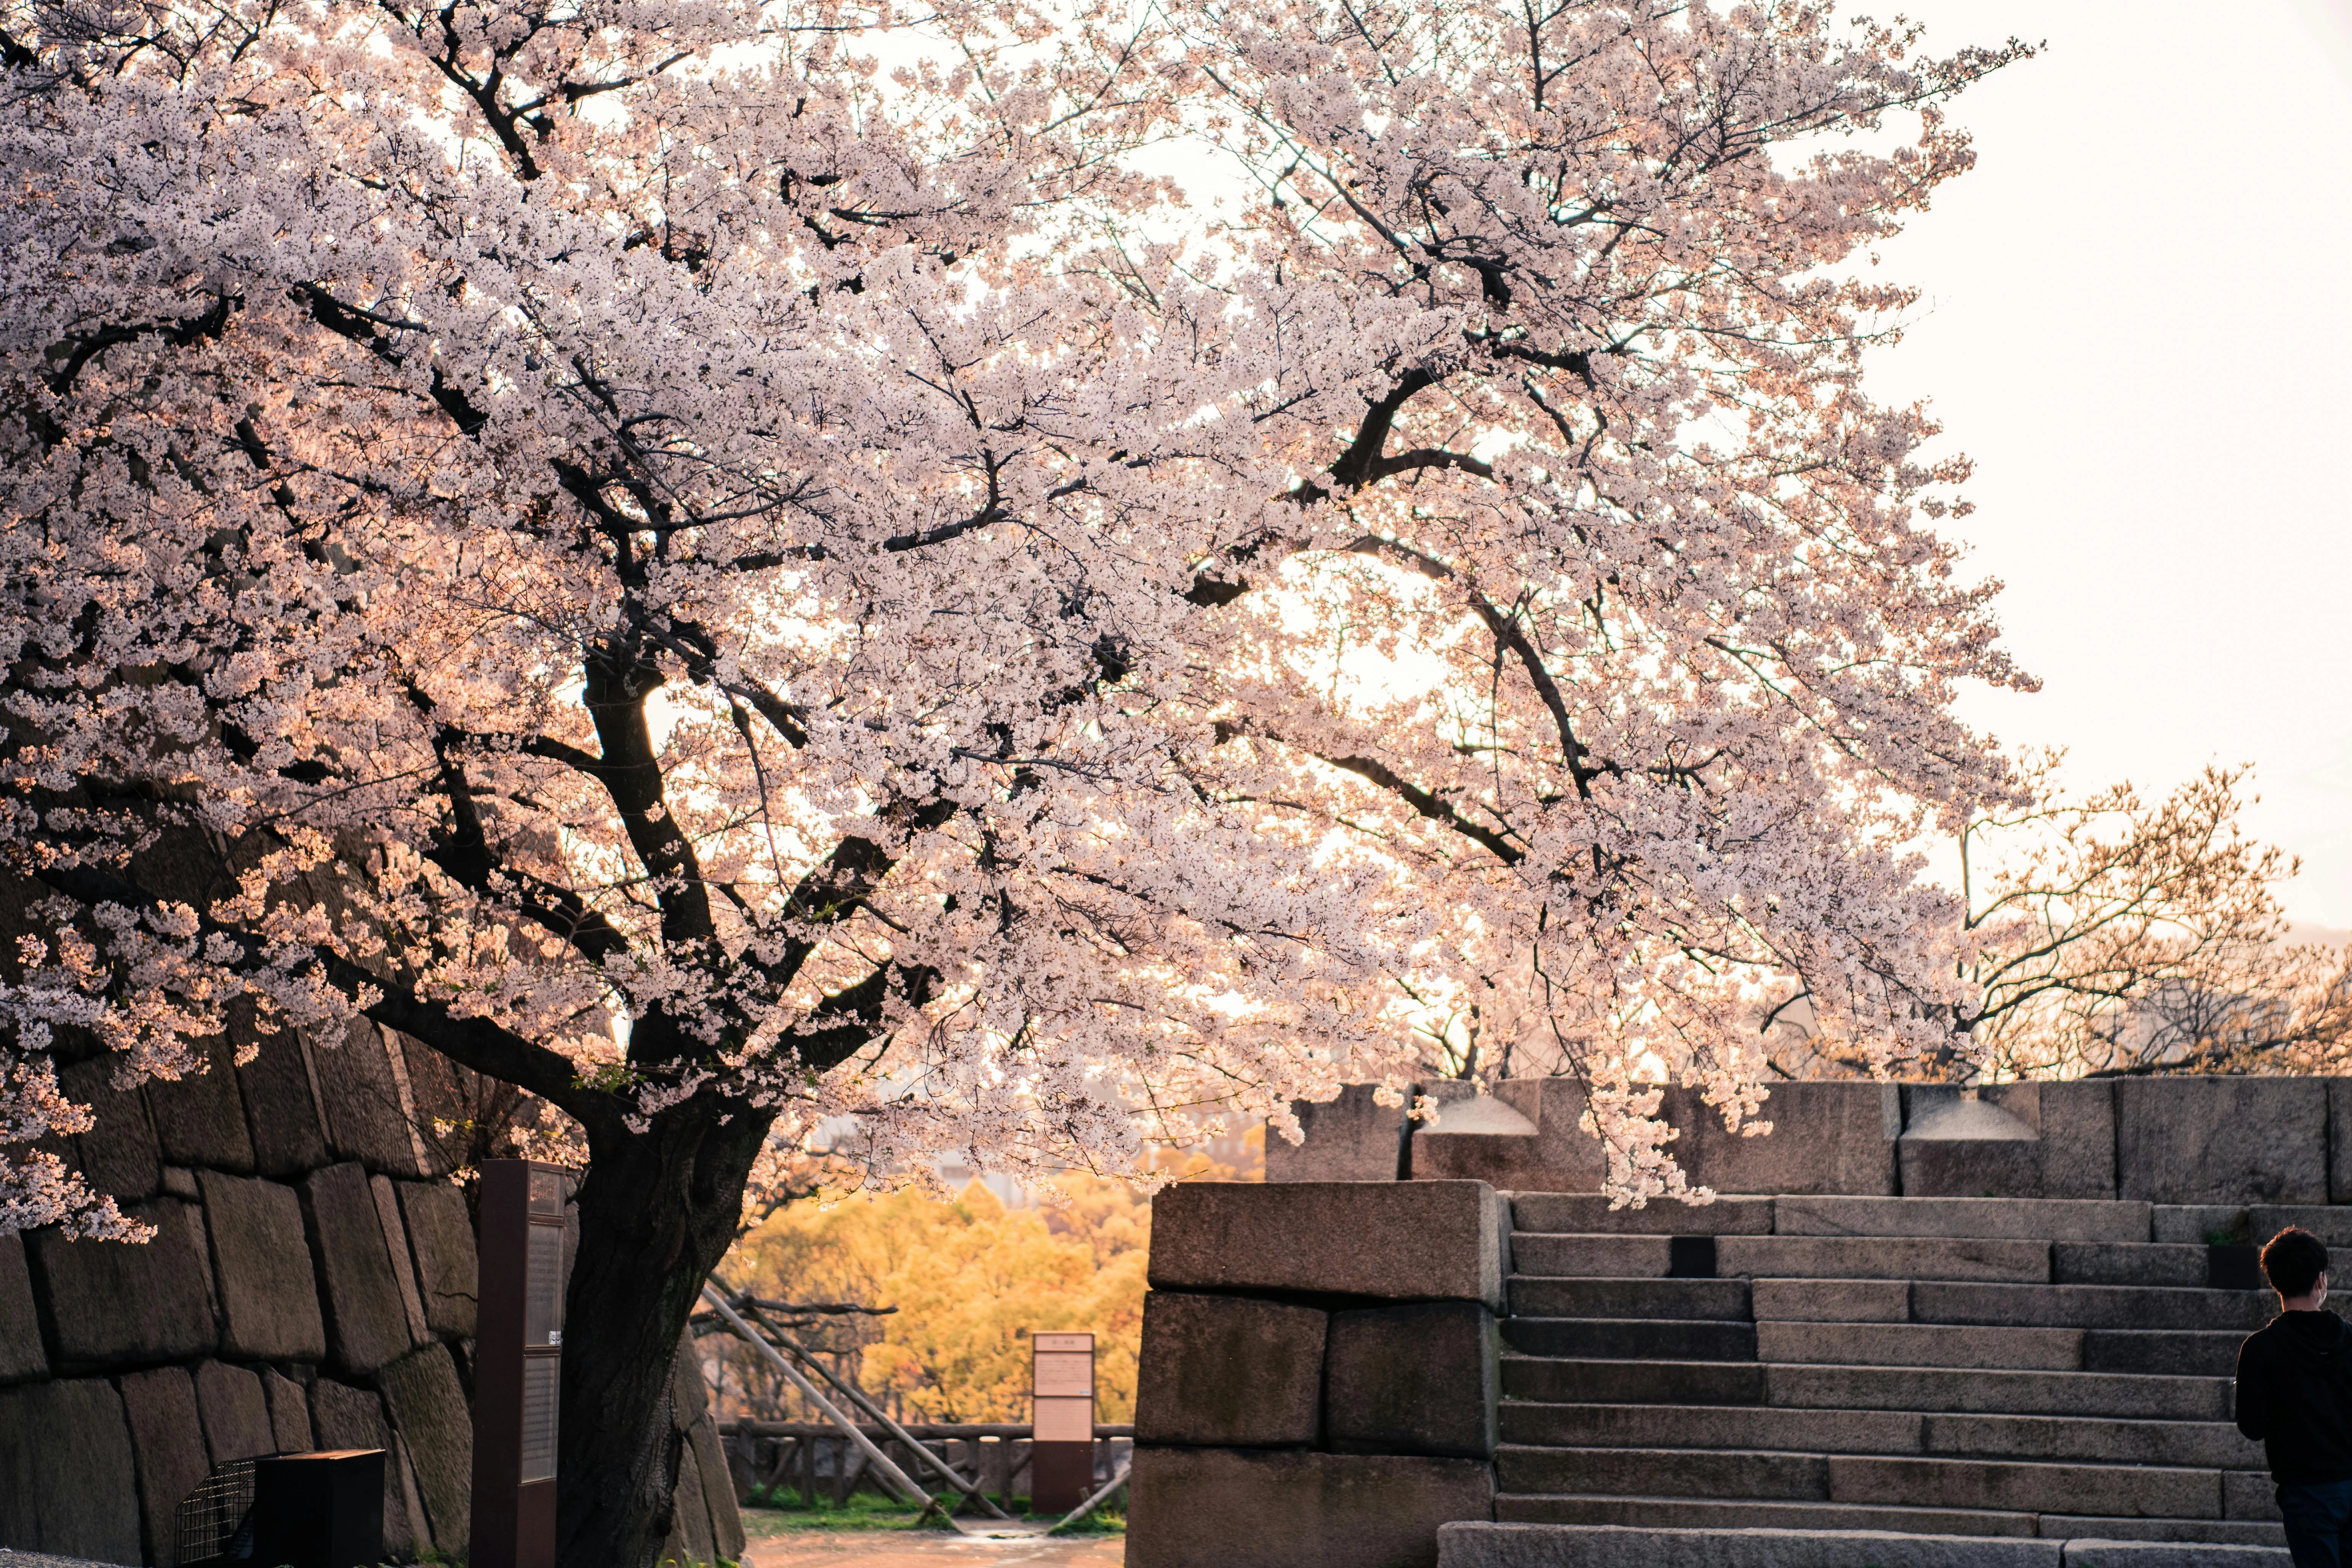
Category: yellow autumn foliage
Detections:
[{"x1": 718, "y1": 1137, "x2": 1256, "y2": 1424}]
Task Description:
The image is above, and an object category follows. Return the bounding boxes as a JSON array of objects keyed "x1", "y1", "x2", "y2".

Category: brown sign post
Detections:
[
  {"x1": 1029, "y1": 1331, "x2": 1094, "y2": 1514},
  {"x1": 471, "y1": 1160, "x2": 570, "y2": 1568}
]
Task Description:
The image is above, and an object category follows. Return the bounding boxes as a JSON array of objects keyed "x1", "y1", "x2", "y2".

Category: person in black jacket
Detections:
[{"x1": 2237, "y1": 1227, "x2": 2352, "y2": 1566}]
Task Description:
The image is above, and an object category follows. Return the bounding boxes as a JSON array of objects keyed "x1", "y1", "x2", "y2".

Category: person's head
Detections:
[{"x1": 2263, "y1": 1227, "x2": 2330, "y2": 1304}]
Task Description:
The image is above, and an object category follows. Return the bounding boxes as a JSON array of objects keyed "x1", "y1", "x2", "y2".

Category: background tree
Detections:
[
  {"x1": 2, "y1": 0, "x2": 2034, "y2": 1560},
  {"x1": 1953, "y1": 759, "x2": 2351, "y2": 1078}
]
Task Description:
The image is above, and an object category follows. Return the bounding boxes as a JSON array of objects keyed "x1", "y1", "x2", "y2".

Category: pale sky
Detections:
[{"x1": 1859, "y1": 0, "x2": 2352, "y2": 926}]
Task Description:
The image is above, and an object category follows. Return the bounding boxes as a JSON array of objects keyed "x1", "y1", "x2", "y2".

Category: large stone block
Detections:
[
  {"x1": 2038, "y1": 1080, "x2": 2120, "y2": 1199},
  {"x1": 1134, "y1": 1292, "x2": 1326, "y2": 1446},
  {"x1": 1435, "y1": 1522, "x2": 2061, "y2": 1568},
  {"x1": 1415, "y1": 1080, "x2": 1606, "y2": 1190},
  {"x1": 1268, "y1": 1084, "x2": 1407, "y2": 1182},
  {"x1": 262, "y1": 1368, "x2": 315, "y2": 1453},
  {"x1": 193, "y1": 1360, "x2": 275, "y2": 1464},
  {"x1": 1150, "y1": 1181, "x2": 1508, "y2": 1307},
  {"x1": 119, "y1": 1365, "x2": 212, "y2": 1567},
  {"x1": 690, "y1": 1413, "x2": 747, "y2": 1560},
  {"x1": 1660, "y1": 1082, "x2": 1900, "y2": 1196},
  {"x1": 235, "y1": 1009, "x2": 330, "y2": 1176},
  {"x1": 1898, "y1": 1086, "x2": 2041, "y2": 1199},
  {"x1": 145, "y1": 1036, "x2": 257, "y2": 1173},
  {"x1": 312, "y1": 1018, "x2": 425, "y2": 1175},
  {"x1": 1326, "y1": 1301, "x2": 1498, "y2": 1459},
  {"x1": 378, "y1": 1342, "x2": 471, "y2": 1551},
  {"x1": 198, "y1": 1170, "x2": 327, "y2": 1362},
  {"x1": 1129, "y1": 1446, "x2": 1493, "y2": 1568},
  {"x1": 303, "y1": 1160, "x2": 418, "y2": 1374},
  {"x1": 1893, "y1": 1083, "x2": 2117, "y2": 1200},
  {"x1": 28, "y1": 1199, "x2": 217, "y2": 1370},
  {"x1": 371, "y1": 1173, "x2": 431, "y2": 1343},
  {"x1": 60, "y1": 1055, "x2": 161, "y2": 1203},
  {"x1": 0, "y1": 1230, "x2": 46, "y2": 1383},
  {"x1": 310, "y1": 1377, "x2": 416, "y2": 1559},
  {"x1": 399, "y1": 1178, "x2": 479, "y2": 1338},
  {"x1": 659, "y1": 1429, "x2": 721, "y2": 1568},
  {"x1": 2120, "y1": 1079, "x2": 2328, "y2": 1204},
  {"x1": 0, "y1": 1377, "x2": 144, "y2": 1564}
]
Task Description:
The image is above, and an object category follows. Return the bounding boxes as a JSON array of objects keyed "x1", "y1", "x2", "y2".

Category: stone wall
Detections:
[
  {"x1": 0, "y1": 1019, "x2": 742, "y2": 1568},
  {"x1": 1127, "y1": 1181, "x2": 1509, "y2": 1568},
  {"x1": 1277, "y1": 1076, "x2": 2352, "y2": 1202}
]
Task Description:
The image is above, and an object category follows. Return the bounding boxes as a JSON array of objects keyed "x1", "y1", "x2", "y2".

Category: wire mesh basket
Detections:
[{"x1": 176, "y1": 1456, "x2": 259, "y2": 1566}]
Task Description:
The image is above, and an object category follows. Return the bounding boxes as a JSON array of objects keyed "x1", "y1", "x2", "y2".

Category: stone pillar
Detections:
[{"x1": 1128, "y1": 1181, "x2": 1506, "y2": 1568}]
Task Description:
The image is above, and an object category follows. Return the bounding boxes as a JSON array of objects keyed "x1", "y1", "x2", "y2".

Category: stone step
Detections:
[
  {"x1": 1514, "y1": 1233, "x2": 2054, "y2": 1283},
  {"x1": 2156, "y1": 1204, "x2": 2352, "y2": 1247},
  {"x1": 1491, "y1": 1498, "x2": 2022, "y2": 1540},
  {"x1": 1764, "y1": 1363, "x2": 2230, "y2": 1421},
  {"x1": 1501, "y1": 1401, "x2": 1924, "y2": 1456},
  {"x1": 2046, "y1": 1515, "x2": 2286, "y2": 1547},
  {"x1": 1722, "y1": 1236, "x2": 2051, "y2": 1282},
  {"x1": 1826, "y1": 1454, "x2": 2221, "y2": 1518},
  {"x1": 1922, "y1": 1413, "x2": 2264, "y2": 1470},
  {"x1": 1503, "y1": 1317, "x2": 1758, "y2": 1362},
  {"x1": 1483, "y1": 1498, "x2": 2285, "y2": 1549},
  {"x1": 1502, "y1": 1355, "x2": 1764, "y2": 1406},
  {"x1": 1507, "y1": 1277, "x2": 1751, "y2": 1320},
  {"x1": 1497, "y1": 1402, "x2": 2264, "y2": 1469},
  {"x1": 1501, "y1": 1354, "x2": 2231, "y2": 1420},
  {"x1": 1751, "y1": 1278, "x2": 1911, "y2": 1322},
  {"x1": 1495, "y1": 1444, "x2": 1830, "y2": 1501},
  {"x1": 1774, "y1": 1196, "x2": 2152, "y2": 1244},
  {"x1": 1911, "y1": 1281, "x2": 2270, "y2": 1331},
  {"x1": 1497, "y1": 1445, "x2": 2226, "y2": 1519},
  {"x1": 1758, "y1": 1321, "x2": 2083, "y2": 1371},
  {"x1": 1449, "y1": 1520, "x2": 2288, "y2": 1567},
  {"x1": 1457, "y1": 1518, "x2": 2053, "y2": 1565},
  {"x1": 2082, "y1": 1329, "x2": 2245, "y2": 1378},
  {"x1": 2056, "y1": 1243, "x2": 2213, "y2": 1288},
  {"x1": 1510, "y1": 1194, "x2": 1775, "y2": 1235}
]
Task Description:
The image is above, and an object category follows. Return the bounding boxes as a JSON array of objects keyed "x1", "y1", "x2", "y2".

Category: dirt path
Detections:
[{"x1": 742, "y1": 1527, "x2": 1124, "y2": 1568}]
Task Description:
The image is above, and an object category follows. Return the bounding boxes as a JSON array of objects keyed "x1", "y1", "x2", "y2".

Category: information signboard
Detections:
[
  {"x1": 471, "y1": 1160, "x2": 570, "y2": 1568},
  {"x1": 1029, "y1": 1331, "x2": 1094, "y2": 1512}
]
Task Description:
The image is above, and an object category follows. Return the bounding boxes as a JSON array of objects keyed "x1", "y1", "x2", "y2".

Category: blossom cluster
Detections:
[{"x1": 0, "y1": 0, "x2": 2030, "y2": 1231}]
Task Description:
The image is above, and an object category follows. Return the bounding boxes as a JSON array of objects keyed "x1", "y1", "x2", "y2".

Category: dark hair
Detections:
[{"x1": 2263, "y1": 1227, "x2": 2330, "y2": 1299}]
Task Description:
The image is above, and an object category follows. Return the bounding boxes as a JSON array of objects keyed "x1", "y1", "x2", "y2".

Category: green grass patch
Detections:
[{"x1": 740, "y1": 1491, "x2": 1126, "y2": 1534}]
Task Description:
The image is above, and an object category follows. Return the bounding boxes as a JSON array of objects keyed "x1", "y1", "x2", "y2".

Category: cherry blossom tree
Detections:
[{"x1": 1, "y1": 0, "x2": 2028, "y2": 1559}]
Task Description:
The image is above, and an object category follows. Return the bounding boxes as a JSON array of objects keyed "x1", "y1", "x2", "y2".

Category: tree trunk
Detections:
[{"x1": 555, "y1": 1097, "x2": 774, "y2": 1568}]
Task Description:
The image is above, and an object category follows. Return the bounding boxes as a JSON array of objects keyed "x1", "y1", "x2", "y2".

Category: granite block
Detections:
[
  {"x1": 1325, "y1": 1300, "x2": 1498, "y2": 1459},
  {"x1": 119, "y1": 1366, "x2": 212, "y2": 1566},
  {"x1": 1128, "y1": 1446, "x2": 1493, "y2": 1568},
  {"x1": 0, "y1": 1377, "x2": 144, "y2": 1563},
  {"x1": 398, "y1": 1178, "x2": 479, "y2": 1338},
  {"x1": 378, "y1": 1342, "x2": 471, "y2": 1550},
  {"x1": 1149, "y1": 1181, "x2": 1508, "y2": 1307},
  {"x1": 193, "y1": 1359, "x2": 275, "y2": 1464},
  {"x1": 28, "y1": 1200, "x2": 217, "y2": 1370},
  {"x1": 0, "y1": 1230, "x2": 46, "y2": 1383},
  {"x1": 2116, "y1": 1078, "x2": 2327, "y2": 1205},
  {"x1": 145, "y1": 1036, "x2": 256, "y2": 1173},
  {"x1": 1268, "y1": 1084, "x2": 1408, "y2": 1183},
  {"x1": 1134, "y1": 1292, "x2": 1326, "y2": 1447},
  {"x1": 303, "y1": 1161, "x2": 416, "y2": 1375},
  {"x1": 198, "y1": 1170, "x2": 326, "y2": 1362}
]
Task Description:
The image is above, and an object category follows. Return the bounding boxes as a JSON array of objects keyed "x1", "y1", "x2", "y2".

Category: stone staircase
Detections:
[{"x1": 1494, "y1": 1193, "x2": 2294, "y2": 1550}]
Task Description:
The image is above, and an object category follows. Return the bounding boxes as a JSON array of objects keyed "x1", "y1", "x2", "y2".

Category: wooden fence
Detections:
[{"x1": 716, "y1": 1422, "x2": 1135, "y2": 1511}]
